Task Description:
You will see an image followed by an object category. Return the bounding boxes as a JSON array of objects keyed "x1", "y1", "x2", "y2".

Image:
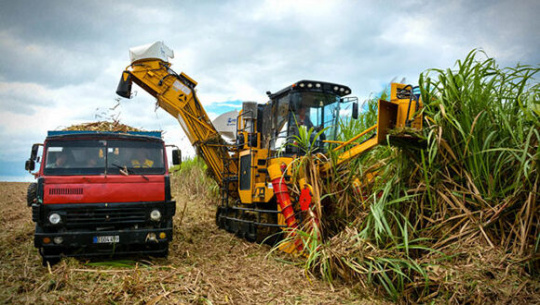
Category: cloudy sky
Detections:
[{"x1": 0, "y1": 0, "x2": 538, "y2": 181}]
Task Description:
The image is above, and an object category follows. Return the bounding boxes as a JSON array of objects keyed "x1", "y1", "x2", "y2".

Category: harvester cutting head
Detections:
[
  {"x1": 378, "y1": 83, "x2": 425, "y2": 149},
  {"x1": 326, "y1": 83, "x2": 425, "y2": 169}
]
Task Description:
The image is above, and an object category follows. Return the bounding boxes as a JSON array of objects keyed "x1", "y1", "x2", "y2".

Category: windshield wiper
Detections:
[
  {"x1": 112, "y1": 163, "x2": 129, "y2": 175},
  {"x1": 129, "y1": 167, "x2": 150, "y2": 181},
  {"x1": 111, "y1": 163, "x2": 149, "y2": 181}
]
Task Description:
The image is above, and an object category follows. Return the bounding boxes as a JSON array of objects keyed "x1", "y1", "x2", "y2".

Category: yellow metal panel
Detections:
[
  {"x1": 180, "y1": 72, "x2": 198, "y2": 86},
  {"x1": 377, "y1": 100, "x2": 398, "y2": 144},
  {"x1": 390, "y1": 83, "x2": 423, "y2": 129},
  {"x1": 334, "y1": 137, "x2": 378, "y2": 167}
]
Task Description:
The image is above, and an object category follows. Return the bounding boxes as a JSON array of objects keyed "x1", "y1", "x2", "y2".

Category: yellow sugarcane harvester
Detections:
[{"x1": 116, "y1": 42, "x2": 423, "y2": 252}]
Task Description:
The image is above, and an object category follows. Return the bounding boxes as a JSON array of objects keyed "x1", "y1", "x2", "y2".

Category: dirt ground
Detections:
[{"x1": 0, "y1": 182, "x2": 384, "y2": 304}]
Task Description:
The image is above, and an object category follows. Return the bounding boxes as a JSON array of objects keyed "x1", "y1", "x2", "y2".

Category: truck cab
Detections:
[{"x1": 25, "y1": 131, "x2": 178, "y2": 265}]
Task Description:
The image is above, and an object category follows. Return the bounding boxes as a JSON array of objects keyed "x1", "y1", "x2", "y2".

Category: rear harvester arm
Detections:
[{"x1": 116, "y1": 50, "x2": 237, "y2": 186}]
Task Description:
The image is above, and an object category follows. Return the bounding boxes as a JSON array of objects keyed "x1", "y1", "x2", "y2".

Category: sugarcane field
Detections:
[{"x1": 0, "y1": 1, "x2": 539, "y2": 304}]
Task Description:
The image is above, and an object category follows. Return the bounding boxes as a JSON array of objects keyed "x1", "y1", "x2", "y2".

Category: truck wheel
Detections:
[{"x1": 27, "y1": 183, "x2": 37, "y2": 207}]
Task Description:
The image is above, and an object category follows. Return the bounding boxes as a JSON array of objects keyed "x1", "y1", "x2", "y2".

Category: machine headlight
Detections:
[
  {"x1": 150, "y1": 209, "x2": 162, "y2": 221},
  {"x1": 49, "y1": 213, "x2": 61, "y2": 225},
  {"x1": 334, "y1": 86, "x2": 338, "y2": 91},
  {"x1": 307, "y1": 83, "x2": 313, "y2": 88},
  {"x1": 315, "y1": 83, "x2": 321, "y2": 88},
  {"x1": 299, "y1": 83, "x2": 305, "y2": 88}
]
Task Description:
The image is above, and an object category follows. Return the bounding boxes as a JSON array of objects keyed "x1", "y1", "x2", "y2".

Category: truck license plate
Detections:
[{"x1": 93, "y1": 235, "x2": 120, "y2": 243}]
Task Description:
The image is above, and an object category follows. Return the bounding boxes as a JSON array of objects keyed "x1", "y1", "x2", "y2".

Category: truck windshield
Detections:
[{"x1": 44, "y1": 139, "x2": 165, "y2": 176}]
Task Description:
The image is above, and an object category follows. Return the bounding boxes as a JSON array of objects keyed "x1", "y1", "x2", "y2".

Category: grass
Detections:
[
  {"x1": 0, "y1": 177, "x2": 377, "y2": 304},
  {"x1": 173, "y1": 156, "x2": 220, "y2": 202},
  {"x1": 4, "y1": 50, "x2": 535, "y2": 304},
  {"x1": 276, "y1": 50, "x2": 539, "y2": 303}
]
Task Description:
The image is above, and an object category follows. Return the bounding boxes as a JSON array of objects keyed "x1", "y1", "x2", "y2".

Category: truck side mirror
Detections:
[
  {"x1": 172, "y1": 149, "x2": 182, "y2": 166},
  {"x1": 30, "y1": 144, "x2": 40, "y2": 160},
  {"x1": 352, "y1": 102, "x2": 359, "y2": 120},
  {"x1": 26, "y1": 143, "x2": 41, "y2": 171},
  {"x1": 25, "y1": 159, "x2": 35, "y2": 171}
]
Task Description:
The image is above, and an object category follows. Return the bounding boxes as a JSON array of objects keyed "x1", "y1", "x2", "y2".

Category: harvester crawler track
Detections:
[{"x1": 216, "y1": 203, "x2": 284, "y2": 244}]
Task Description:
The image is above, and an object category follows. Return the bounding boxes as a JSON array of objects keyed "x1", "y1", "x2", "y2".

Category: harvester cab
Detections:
[{"x1": 263, "y1": 80, "x2": 355, "y2": 155}]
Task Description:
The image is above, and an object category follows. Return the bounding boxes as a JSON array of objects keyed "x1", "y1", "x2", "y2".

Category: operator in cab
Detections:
[
  {"x1": 131, "y1": 148, "x2": 154, "y2": 168},
  {"x1": 296, "y1": 106, "x2": 314, "y2": 130},
  {"x1": 49, "y1": 151, "x2": 72, "y2": 168}
]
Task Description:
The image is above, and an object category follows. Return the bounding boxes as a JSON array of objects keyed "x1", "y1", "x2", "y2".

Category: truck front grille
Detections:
[
  {"x1": 65, "y1": 207, "x2": 147, "y2": 227},
  {"x1": 49, "y1": 188, "x2": 84, "y2": 195}
]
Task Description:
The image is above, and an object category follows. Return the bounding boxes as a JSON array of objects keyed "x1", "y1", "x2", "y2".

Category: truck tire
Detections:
[{"x1": 27, "y1": 183, "x2": 37, "y2": 207}]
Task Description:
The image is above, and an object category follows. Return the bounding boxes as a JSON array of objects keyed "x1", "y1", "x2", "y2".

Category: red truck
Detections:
[{"x1": 25, "y1": 130, "x2": 179, "y2": 265}]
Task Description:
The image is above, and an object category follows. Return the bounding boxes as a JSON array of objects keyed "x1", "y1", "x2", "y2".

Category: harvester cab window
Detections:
[
  {"x1": 286, "y1": 105, "x2": 317, "y2": 153},
  {"x1": 286, "y1": 92, "x2": 341, "y2": 152},
  {"x1": 296, "y1": 106, "x2": 314, "y2": 129},
  {"x1": 273, "y1": 96, "x2": 290, "y2": 152},
  {"x1": 309, "y1": 107, "x2": 321, "y2": 127},
  {"x1": 323, "y1": 99, "x2": 341, "y2": 141},
  {"x1": 267, "y1": 83, "x2": 347, "y2": 154}
]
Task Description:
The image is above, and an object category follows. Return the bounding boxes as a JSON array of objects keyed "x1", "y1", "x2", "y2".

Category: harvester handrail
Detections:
[{"x1": 332, "y1": 124, "x2": 377, "y2": 151}]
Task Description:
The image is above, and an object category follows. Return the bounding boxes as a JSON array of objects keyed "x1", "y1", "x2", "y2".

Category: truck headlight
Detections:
[
  {"x1": 150, "y1": 209, "x2": 161, "y2": 221},
  {"x1": 49, "y1": 213, "x2": 61, "y2": 225}
]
